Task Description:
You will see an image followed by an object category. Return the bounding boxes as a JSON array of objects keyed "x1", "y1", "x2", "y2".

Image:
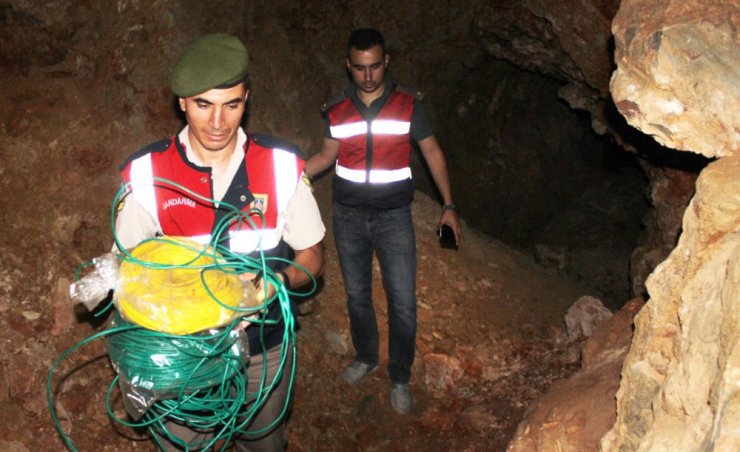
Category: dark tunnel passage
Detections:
[{"x1": 410, "y1": 51, "x2": 709, "y2": 311}]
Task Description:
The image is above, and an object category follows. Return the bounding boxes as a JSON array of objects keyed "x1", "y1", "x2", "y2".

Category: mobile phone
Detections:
[{"x1": 438, "y1": 225, "x2": 457, "y2": 249}]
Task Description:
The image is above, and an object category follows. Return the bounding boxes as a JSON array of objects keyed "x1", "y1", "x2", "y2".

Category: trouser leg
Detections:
[
  {"x1": 235, "y1": 345, "x2": 293, "y2": 452},
  {"x1": 155, "y1": 345, "x2": 292, "y2": 451},
  {"x1": 333, "y1": 203, "x2": 378, "y2": 366},
  {"x1": 372, "y1": 205, "x2": 417, "y2": 384}
]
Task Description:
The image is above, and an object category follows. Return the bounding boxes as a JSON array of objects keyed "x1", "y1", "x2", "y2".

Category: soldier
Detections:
[{"x1": 305, "y1": 28, "x2": 460, "y2": 415}]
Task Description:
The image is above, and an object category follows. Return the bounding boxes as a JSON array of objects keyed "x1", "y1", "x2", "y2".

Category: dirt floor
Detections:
[
  {"x1": 11, "y1": 179, "x2": 588, "y2": 452},
  {"x1": 287, "y1": 184, "x2": 585, "y2": 452}
]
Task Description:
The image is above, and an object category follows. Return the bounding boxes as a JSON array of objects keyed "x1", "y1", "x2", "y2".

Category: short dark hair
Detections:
[
  {"x1": 347, "y1": 28, "x2": 385, "y2": 56},
  {"x1": 216, "y1": 73, "x2": 251, "y2": 91}
]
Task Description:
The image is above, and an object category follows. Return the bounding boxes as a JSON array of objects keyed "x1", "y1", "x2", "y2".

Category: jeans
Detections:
[{"x1": 333, "y1": 202, "x2": 417, "y2": 384}]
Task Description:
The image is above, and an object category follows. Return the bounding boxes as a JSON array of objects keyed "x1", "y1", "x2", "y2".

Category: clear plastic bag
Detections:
[
  {"x1": 105, "y1": 314, "x2": 250, "y2": 419},
  {"x1": 69, "y1": 253, "x2": 119, "y2": 311}
]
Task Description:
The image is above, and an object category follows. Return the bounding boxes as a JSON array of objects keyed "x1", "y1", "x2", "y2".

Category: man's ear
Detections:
[
  {"x1": 384, "y1": 54, "x2": 390, "y2": 69},
  {"x1": 244, "y1": 89, "x2": 250, "y2": 103},
  {"x1": 345, "y1": 57, "x2": 351, "y2": 71},
  {"x1": 178, "y1": 98, "x2": 186, "y2": 112}
]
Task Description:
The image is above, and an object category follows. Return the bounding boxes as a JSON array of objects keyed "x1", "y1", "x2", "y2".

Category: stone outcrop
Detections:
[
  {"x1": 610, "y1": 0, "x2": 739, "y2": 159},
  {"x1": 508, "y1": 299, "x2": 644, "y2": 452},
  {"x1": 603, "y1": 156, "x2": 740, "y2": 451},
  {"x1": 474, "y1": 0, "x2": 619, "y2": 97},
  {"x1": 629, "y1": 164, "x2": 698, "y2": 297},
  {"x1": 602, "y1": 0, "x2": 740, "y2": 450}
]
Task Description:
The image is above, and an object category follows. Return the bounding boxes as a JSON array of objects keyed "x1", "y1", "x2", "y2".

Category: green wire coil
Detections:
[
  {"x1": 47, "y1": 176, "x2": 317, "y2": 451},
  {"x1": 105, "y1": 312, "x2": 248, "y2": 403}
]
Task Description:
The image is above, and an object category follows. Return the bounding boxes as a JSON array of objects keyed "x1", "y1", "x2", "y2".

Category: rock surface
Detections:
[
  {"x1": 611, "y1": 0, "x2": 740, "y2": 158},
  {"x1": 602, "y1": 0, "x2": 740, "y2": 450},
  {"x1": 508, "y1": 298, "x2": 644, "y2": 452}
]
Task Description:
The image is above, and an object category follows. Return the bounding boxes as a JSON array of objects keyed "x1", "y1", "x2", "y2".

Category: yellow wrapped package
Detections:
[{"x1": 116, "y1": 236, "x2": 250, "y2": 335}]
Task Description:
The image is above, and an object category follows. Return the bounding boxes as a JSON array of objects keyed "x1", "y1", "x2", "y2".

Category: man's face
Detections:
[
  {"x1": 346, "y1": 44, "x2": 389, "y2": 95},
  {"x1": 178, "y1": 83, "x2": 249, "y2": 154}
]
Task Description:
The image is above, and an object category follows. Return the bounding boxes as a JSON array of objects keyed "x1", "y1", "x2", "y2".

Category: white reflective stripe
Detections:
[
  {"x1": 190, "y1": 234, "x2": 212, "y2": 245},
  {"x1": 186, "y1": 231, "x2": 281, "y2": 254},
  {"x1": 371, "y1": 120, "x2": 410, "y2": 135},
  {"x1": 273, "y1": 149, "x2": 298, "y2": 214},
  {"x1": 330, "y1": 121, "x2": 368, "y2": 138},
  {"x1": 335, "y1": 164, "x2": 366, "y2": 182},
  {"x1": 229, "y1": 229, "x2": 280, "y2": 253},
  {"x1": 335, "y1": 164, "x2": 411, "y2": 184},
  {"x1": 331, "y1": 120, "x2": 410, "y2": 138},
  {"x1": 369, "y1": 167, "x2": 412, "y2": 183},
  {"x1": 129, "y1": 154, "x2": 162, "y2": 231},
  {"x1": 273, "y1": 149, "x2": 298, "y2": 236}
]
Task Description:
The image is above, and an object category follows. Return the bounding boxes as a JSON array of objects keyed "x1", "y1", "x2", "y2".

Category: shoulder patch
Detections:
[
  {"x1": 119, "y1": 137, "x2": 173, "y2": 171},
  {"x1": 251, "y1": 133, "x2": 305, "y2": 159},
  {"x1": 321, "y1": 91, "x2": 348, "y2": 113},
  {"x1": 395, "y1": 83, "x2": 425, "y2": 100}
]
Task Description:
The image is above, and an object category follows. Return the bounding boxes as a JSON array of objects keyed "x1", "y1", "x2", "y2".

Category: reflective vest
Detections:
[
  {"x1": 327, "y1": 88, "x2": 414, "y2": 184},
  {"x1": 120, "y1": 134, "x2": 304, "y2": 254}
]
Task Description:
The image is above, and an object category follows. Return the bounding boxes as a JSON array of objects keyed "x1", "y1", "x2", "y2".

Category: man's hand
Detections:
[
  {"x1": 234, "y1": 242, "x2": 323, "y2": 329},
  {"x1": 253, "y1": 271, "x2": 286, "y2": 305},
  {"x1": 235, "y1": 271, "x2": 286, "y2": 330},
  {"x1": 439, "y1": 210, "x2": 461, "y2": 246},
  {"x1": 238, "y1": 271, "x2": 285, "y2": 308}
]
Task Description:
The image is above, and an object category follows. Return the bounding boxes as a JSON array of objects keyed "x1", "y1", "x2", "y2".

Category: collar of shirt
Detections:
[
  {"x1": 347, "y1": 79, "x2": 397, "y2": 120},
  {"x1": 178, "y1": 126, "x2": 247, "y2": 201}
]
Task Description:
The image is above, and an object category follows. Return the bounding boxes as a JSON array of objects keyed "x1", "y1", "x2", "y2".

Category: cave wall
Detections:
[
  {"x1": 423, "y1": 55, "x2": 650, "y2": 305},
  {"x1": 507, "y1": 1, "x2": 738, "y2": 449},
  {"x1": 428, "y1": 57, "x2": 598, "y2": 246},
  {"x1": 602, "y1": 0, "x2": 739, "y2": 450}
]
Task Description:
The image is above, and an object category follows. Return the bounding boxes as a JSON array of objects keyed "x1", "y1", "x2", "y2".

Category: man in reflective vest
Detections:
[
  {"x1": 115, "y1": 33, "x2": 325, "y2": 450},
  {"x1": 305, "y1": 28, "x2": 460, "y2": 415}
]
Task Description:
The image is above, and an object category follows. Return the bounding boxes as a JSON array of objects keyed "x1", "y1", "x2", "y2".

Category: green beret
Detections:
[{"x1": 171, "y1": 33, "x2": 249, "y2": 97}]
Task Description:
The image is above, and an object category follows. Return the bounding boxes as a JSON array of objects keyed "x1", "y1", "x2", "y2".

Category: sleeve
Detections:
[
  {"x1": 280, "y1": 178, "x2": 326, "y2": 251},
  {"x1": 410, "y1": 98, "x2": 434, "y2": 142},
  {"x1": 323, "y1": 121, "x2": 333, "y2": 139},
  {"x1": 111, "y1": 193, "x2": 161, "y2": 252}
]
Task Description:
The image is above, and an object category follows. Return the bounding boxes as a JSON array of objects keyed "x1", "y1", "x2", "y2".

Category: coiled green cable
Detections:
[{"x1": 48, "y1": 176, "x2": 316, "y2": 451}]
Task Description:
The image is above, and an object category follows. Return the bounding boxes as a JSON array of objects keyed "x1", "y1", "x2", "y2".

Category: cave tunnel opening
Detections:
[{"x1": 410, "y1": 54, "x2": 710, "y2": 311}]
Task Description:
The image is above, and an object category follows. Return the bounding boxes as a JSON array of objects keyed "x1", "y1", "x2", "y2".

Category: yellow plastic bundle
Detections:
[{"x1": 116, "y1": 237, "x2": 246, "y2": 335}]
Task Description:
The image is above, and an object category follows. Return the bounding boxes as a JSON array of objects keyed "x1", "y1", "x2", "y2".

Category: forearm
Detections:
[
  {"x1": 426, "y1": 152, "x2": 454, "y2": 205},
  {"x1": 304, "y1": 138, "x2": 339, "y2": 178},
  {"x1": 419, "y1": 135, "x2": 461, "y2": 244},
  {"x1": 419, "y1": 136, "x2": 454, "y2": 205},
  {"x1": 283, "y1": 242, "x2": 324, "y2": 290},
  {"x1": 305, "y1": 155, "x2": 331, "y2": 178}
]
